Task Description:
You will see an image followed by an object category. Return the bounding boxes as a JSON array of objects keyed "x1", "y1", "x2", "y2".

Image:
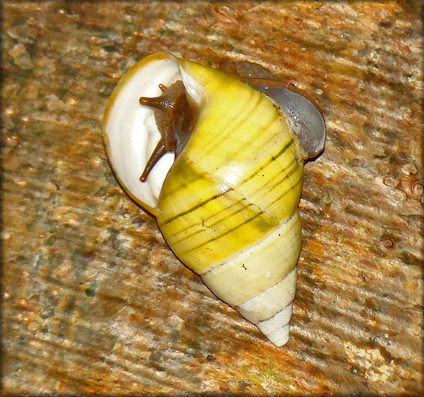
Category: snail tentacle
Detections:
[{"x1": 139, "y1": 80, "x2": 199, "y2": 182}]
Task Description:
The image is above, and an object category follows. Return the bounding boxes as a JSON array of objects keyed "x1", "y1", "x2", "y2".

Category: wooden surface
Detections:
[{"x1": 2, "y1": 1, "x2": 423, "y2": 394}]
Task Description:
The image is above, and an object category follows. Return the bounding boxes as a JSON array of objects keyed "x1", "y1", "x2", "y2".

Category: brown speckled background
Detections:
[{"x1": 2, "y1": 1, "x2": 423, "y2": 395}]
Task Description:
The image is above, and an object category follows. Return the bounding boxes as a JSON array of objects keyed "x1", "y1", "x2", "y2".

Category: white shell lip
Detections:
[{"x1": 103, "y1": 53, "x2": 188, "y2": 214}]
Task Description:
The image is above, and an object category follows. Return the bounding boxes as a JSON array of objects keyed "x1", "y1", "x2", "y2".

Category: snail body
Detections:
[{"x1": 103, "y1": 52, "x2": 325, "y2": 346}]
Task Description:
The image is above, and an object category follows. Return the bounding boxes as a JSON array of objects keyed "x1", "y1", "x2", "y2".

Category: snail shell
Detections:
[{"x1": 103, "y1": 52, "x2": 325, "y2": 346}]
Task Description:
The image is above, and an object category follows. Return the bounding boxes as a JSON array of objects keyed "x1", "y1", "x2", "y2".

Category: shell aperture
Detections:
[{"x1": 103, "y1": 52, "x2": 326, "y2": 346}]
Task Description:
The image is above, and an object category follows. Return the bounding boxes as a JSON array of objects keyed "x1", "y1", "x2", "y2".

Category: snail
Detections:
[{"x1": 103, "y1": 52, "x2": 325, "y2": 346}]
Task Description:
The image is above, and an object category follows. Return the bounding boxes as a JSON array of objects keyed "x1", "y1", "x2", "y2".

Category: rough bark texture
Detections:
[{"x1": 2, "y1": 1, "x2": 423, "y2": 395}]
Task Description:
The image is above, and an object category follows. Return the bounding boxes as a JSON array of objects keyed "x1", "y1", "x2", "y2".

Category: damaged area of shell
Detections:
[{"x1": 253, "y1": 83, "x2": 326, "y2": 161}]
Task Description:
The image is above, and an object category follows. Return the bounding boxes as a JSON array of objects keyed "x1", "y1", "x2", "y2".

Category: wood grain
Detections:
[{"x1": 2, "y1": 1, "x2": 422, "y2": 394}]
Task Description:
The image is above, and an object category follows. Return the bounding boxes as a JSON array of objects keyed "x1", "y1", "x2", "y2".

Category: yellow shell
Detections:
[{"x1": 103, "y1": 52, "x2": 322, "y2": 346}]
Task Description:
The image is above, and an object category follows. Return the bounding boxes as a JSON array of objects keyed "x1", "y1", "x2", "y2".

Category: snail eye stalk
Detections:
[{"x1": 139, "y1": 80, "x2": 199, "y2": 182}]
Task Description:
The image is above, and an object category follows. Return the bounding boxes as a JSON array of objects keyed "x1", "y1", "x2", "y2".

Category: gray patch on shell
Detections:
[{"x1": 253, "y1": 84, "x2": 326, "y2": 161}]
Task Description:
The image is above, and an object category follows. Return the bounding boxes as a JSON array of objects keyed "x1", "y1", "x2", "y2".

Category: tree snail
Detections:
[{"x1": 103, "y1": 52, "x2": 326, "y2": 346}]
